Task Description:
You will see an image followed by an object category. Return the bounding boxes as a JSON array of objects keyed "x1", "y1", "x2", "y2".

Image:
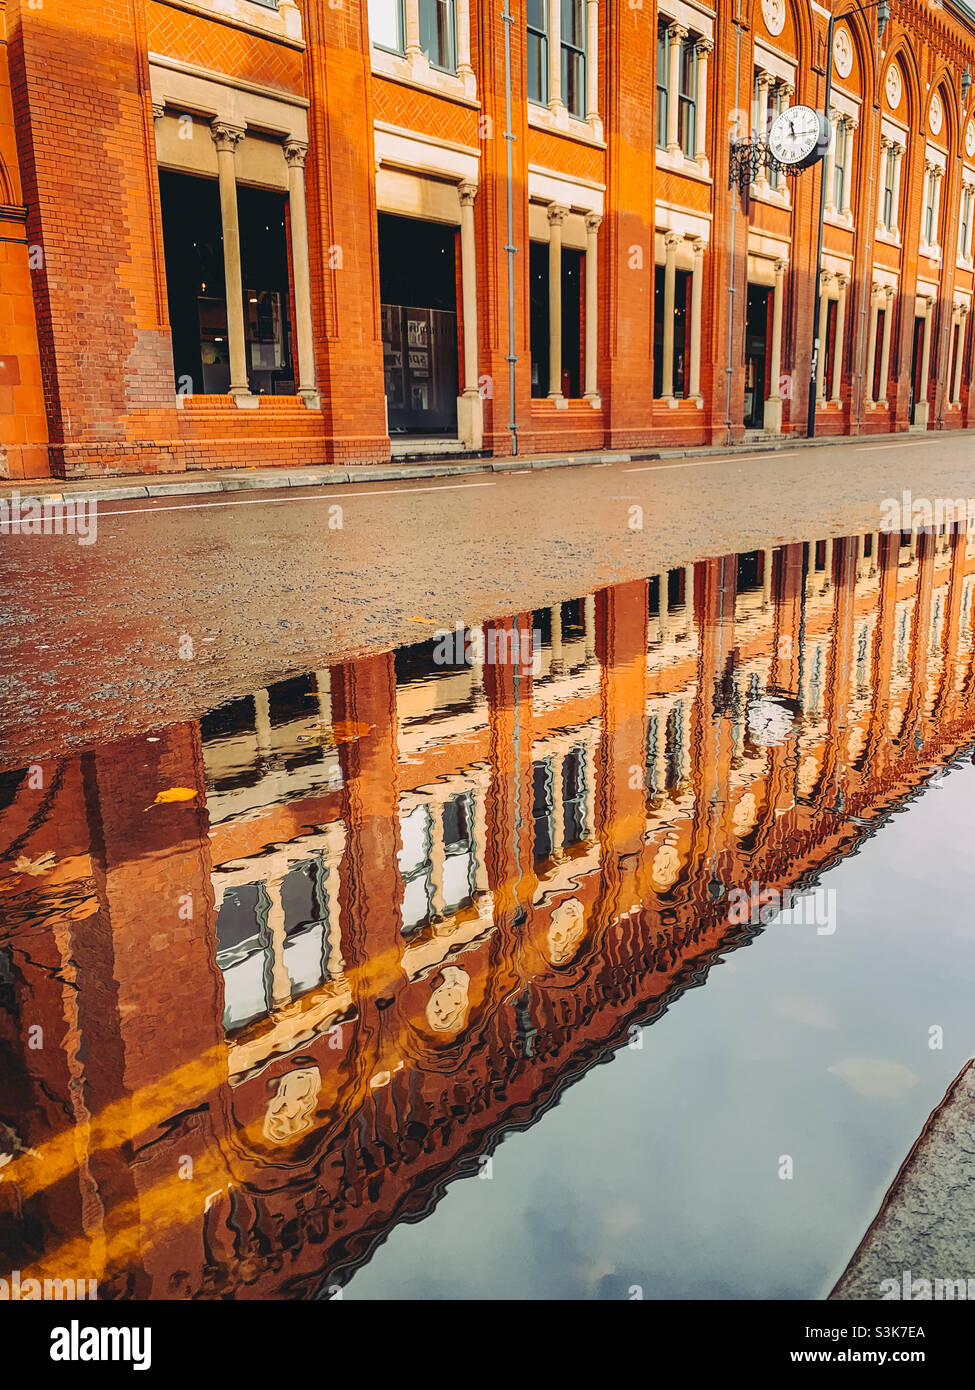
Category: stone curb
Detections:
[{"x1": 3, "y1": 429, "x2": 973, "y2": 508}]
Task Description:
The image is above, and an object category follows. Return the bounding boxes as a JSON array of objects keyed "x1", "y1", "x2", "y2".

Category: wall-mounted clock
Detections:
[{"x1": 768, "y1": 105, "x2": 831, "y2": 170}]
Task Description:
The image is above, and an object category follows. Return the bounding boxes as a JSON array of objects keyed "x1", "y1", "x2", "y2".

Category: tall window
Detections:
[
  {"x1": 656, "y1": 23, "x2": 669, "y2": 149},
  {"x1": 678, "y1": 35, "x2": 697, "y2": 158},
  {"x1": 370, "y1": 0, "x2": 404, "y2": 52},
  {"x1": 924, "y1": 169, "x2": 936, "y2": 244},
  {"x1": 960, "y1": 186, "x2": 972, "y2": 259},
  {"x1": 527, "y1": 0, "x2": 549, "y2": 104},
  {"x1": 882, "y1": 145, "x2": 896, "y2": 230},
  {"x1": 833, "y1": 118, "x2": 848, "y2": 211},
  {"x1": 561, "y1": 0, "x2": 586, "y2": 119},
  {"x1": 419, "y1": 0, "x2": 457, "y2": 72}
]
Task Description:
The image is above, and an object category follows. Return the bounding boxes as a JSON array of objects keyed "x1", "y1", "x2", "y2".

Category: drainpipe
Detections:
[
  {"x1": 502, "y1": 0, "x2": 519, "y2": 454},
  {"x1": 725, "y1": 0, "x2": 744, "y2": 446}
]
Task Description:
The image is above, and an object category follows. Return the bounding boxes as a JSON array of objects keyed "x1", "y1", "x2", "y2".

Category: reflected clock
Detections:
[{"x1": 768, "y1": 105, "x2": 830, "y2": 171}]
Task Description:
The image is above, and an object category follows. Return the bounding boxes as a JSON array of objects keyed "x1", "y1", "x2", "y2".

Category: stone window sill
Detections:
[
  {"x1": 160, "y1": 0, "x2": 303, "y2": 47},
  {"x1": 656, "y1": 146, "x2": 711, "y2": 182},
  {"x1": 372, "y1": 45, "x2": 477, "y2": 103},
  {"x1": 528, "y1": 102, "x2": 604, "y2": 146}
]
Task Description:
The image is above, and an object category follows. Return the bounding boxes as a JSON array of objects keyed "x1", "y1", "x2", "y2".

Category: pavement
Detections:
[
  {"x1": 3, "y1": 427, "x2": 972, "y2": 505},
  {"x1": 831, "y1": 1061, "x2": 975, "y2": 1300},
  {"x1": 3, "y1": 428, "x2": 975, "y2": 766}
]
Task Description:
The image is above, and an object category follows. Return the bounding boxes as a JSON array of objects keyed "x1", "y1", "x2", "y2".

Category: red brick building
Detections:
[{"x1": 3, "y1": 0, "x2": 975, "y2": 481}]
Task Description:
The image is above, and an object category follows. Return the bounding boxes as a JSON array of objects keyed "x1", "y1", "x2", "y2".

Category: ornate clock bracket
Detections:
[{"x1": 728, "y1": 138, "x2": 805, "y2": 197}]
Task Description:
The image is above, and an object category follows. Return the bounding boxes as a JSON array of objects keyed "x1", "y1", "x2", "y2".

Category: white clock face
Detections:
[
  {"x1": 768, "y1": 106, "x2": 824, "y2": 166},
  {"x1": 966, "y1": 120, "x2": 975, "y2": 157}
]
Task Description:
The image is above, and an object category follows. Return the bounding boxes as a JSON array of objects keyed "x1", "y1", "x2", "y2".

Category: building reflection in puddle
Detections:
[{"x1": 1, "y1": 527, "x2": 974, "y2": 1299}]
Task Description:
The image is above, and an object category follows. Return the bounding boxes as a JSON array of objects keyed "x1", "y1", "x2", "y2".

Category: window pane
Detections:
[
  {"x1": 370, "y1": 0, "x2": 403, "y2": 51},
  {"x1": 419, "y1": 0, "x2": 456, "y2": 71}
]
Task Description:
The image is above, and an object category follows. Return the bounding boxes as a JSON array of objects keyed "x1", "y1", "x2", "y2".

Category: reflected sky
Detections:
[{"x1": 1, "y1": 528, "x2": 974, "y2": 1300}]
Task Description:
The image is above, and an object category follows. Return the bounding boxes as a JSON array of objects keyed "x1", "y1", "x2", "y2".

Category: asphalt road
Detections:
[{"x1": 2, "y1": 433, "x2": 975, "y2": 767}]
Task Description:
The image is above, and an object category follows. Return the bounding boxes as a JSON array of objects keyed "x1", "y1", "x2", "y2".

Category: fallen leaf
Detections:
[{"x1": 151, "y1": 787, "x2": 198, "y2": 805}]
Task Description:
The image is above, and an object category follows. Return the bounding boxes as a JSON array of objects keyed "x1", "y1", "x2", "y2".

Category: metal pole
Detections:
[
  {"x1": 725, "y1": 0, "x2": 745, "y2": 446},
  {"x1": 502, "y1": 0, "x2": 518, "y2": 455},
  {"x1": 808, "y1": 14, "x2": 835, "y2": 440}
]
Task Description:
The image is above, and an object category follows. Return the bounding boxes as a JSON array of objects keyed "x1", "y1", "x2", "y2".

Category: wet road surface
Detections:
[
  {"x1": 2, "y1": 520, "x2": 975, "y2": 1299},
  {"x1": 3, "y1": 432, "x2": 975, "y2": 765}
]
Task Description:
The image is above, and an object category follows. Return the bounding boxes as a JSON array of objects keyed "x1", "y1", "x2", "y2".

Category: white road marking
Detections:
[
  {"x1": 854, "y1": 441, "x2": 933, "y2": 451},
  {"x1": 623, "y1": 451, "x2": 799, "y2": 473},
  {"x1": 90, "y1": 480, "x2": 496, "y2": 519}
]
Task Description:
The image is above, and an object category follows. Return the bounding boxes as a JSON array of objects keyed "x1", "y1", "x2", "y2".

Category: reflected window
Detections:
[
  {"x1": 281, "y1": 860, "x2": 331, "y2": 999},
  {"x1": 562, "y1": 745, "x2": 588, "y2": 846},
  {"x1": 216, "y1": 883, "x2": 271, "y2": 1033},
  {"x1": 442, "y1": 790, "x2": 476, "y2": 912},
  {"x1": 399, "y1": 804, "x2": 433, "y2": 933},
  {"x1": 533, "y1": 759, "x2": 555, "y2": 861}
]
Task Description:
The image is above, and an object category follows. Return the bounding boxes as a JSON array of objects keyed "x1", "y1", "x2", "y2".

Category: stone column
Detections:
[
  {"x1": 549, "y1": 750, "x2": 565, "y2": 860},
  {"x1": 865, "y1": 287, "x2": 881, "y2": 406},
  {"x1": 457, "y1": 0, "x2": 475, "y2": 94},
  {"x1": 547, "y1": 204, "x2": 568, "y2": 398},
  {"x1": 666, "y1": 25, "x2": 687, "y2": 156},
  {"x1": 550, "y1": 604, "x2": 565, "y2": 674},
  {"x1": 584, "y1": 212, "x2": 602, "y2": 403},
  {"x1": 689, "y1": 236, "x2": 705, "y2": 403},
  {"x1": 211, "y1": 121, "x2": 253, "y2": 403},
  {"x1": 548, "y1": 0, "x2": 563, "y2": 115},
  {"x1": 830, "y1": 273, "x2": 848, "y2": 405},
  {"x1": 254, "y1": 688, "x2": 272, "y2": 757},
  {"x1": 765, "y1": 258, "x2": 787, "y2": 433},
  {"x1": 891, "y1": 144, "x2": 904, "y2": 236},
  {"x1": 932, "y1": 166, "x2": 944, "y2": 250},
  {"x1": 694, "y1": 39, "x2": 712, "y2": 168},
  {"x1": 457, "y1": 181, "x2": 483, "y2": 447},
  {"x1": 428, "y1": 794, "x2": 446, "y2": 920},
  {"x1": 284, "y1": 140, "x2": 319, "y2": 409},
  {"x1": 684, "y1": 562, "x2": 695, "y2": 636},
  {"x1": 952, "y1": 305, "x2": 968, "y2": 405},
  {"x1": 841, "y1": 117, "x2": 857, "y2": 217},
  {"x1": 824, "y1": 109, "x2": 838, "y2": 214},
  {"x1": 264, "y1": 856, "x2": 292, "y2": 1010},
  {"x1": 754, "y1": 71, "x2": 772, "y2": 191},
  {"x1": 586, "y1": 0, "x2": 600, "y2": 131},
  {"x1": 876, "y1": 137, "x2": 891, "y2": 233},
  {"x1": 661, "y1": 230, "x2": 682, "y2": 401},
  {"x1": 877, "y1": 285, "x2": 895, "y2": 407},
  {"x1": 584, "y1": 594, "x2": 596, "y2": 662},
  {"x1": 404, "y1": 0, "x2": 422, "y2": 61},
  {"x1": 762, "y1": 549, "x2": 774, "y2": 609},
  {"x1": 915, "y1": 294, "x2": 934, "y2": 427},
  {"x1": 816, "y1": 272, "x2": 833, "y2": 403}
]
